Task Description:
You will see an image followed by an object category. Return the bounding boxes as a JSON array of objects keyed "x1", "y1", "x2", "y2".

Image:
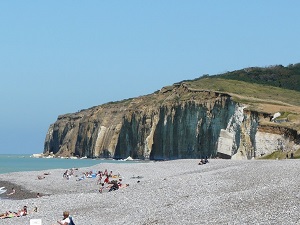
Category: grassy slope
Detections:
[
  {"x1": 186, "y1": 77, "x2": 300, "y2": 106},
  {"x1": 216, "y1": 63, "x2": 300, "y2": 92},
  {"x1": 260, "y1": 148, "x2": 300, "y2": 160}
]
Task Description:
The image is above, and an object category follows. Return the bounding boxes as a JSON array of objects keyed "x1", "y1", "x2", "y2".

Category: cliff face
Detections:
[{"x1": 44, "y1": 84, "x2": 300, "y2": 159}]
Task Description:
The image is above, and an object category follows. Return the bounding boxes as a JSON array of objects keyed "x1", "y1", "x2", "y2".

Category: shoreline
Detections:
[
  {"x1": 0, "y1": 180, "x2": 41, "y2": 200},
  {"x1": 0, "y1": 154, "x2": 147, "y2": 175},
  {"x1": 0, "y1": 159, "x2": 299, "y2": 224}
]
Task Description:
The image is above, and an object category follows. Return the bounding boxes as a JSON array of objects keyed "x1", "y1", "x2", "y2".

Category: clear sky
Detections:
[{"x1": 1, "y1": 1, "x2": 299, "y2": 154}]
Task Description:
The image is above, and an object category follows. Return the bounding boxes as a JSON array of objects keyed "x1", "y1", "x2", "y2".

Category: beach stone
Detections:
[{"x1": 0, "y1": 159, "x2": 299, "y2": 224}]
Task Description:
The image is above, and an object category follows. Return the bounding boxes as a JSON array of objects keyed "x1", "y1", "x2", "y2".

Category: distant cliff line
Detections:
[{"x1": 44, "y1": 78, "x2": 300, "y2": 160}]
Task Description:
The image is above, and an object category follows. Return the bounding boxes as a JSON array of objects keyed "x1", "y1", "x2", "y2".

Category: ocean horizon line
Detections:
[{"x1": 0, "y1": 154, "x2": 140, "y2": 175}]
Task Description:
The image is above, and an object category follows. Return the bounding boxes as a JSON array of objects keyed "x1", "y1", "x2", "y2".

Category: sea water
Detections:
[{"x1": 0, "y1": 154, "x2": 136, "y2": 174}]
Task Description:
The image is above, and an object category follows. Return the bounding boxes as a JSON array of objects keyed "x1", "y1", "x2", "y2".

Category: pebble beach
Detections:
[{"x1": 0, "y1": 159, "x2": 300, "y2": 225}]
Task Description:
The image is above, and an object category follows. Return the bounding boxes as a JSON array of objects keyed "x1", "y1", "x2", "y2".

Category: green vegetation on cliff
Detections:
[
  {"x1": 173, "y1": 63, "x2": 300, "y2": 133},
  {"x1": 216, "y1": 63, "x2": 300, "y2": 92},
  {"x1": 183, "y1": 63, "x2": 300, "y2": 106},
  {"x1": 259, "y1": 148, "x2": 300, "y2": 160}
]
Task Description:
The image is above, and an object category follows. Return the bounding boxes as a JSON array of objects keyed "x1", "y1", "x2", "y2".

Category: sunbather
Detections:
[
  {"x1": 16, "y1": 206, "x2": 27, "y2": 216},
  {"x1": 6, "y1": 187, "x2": 15, "y2": 196}
]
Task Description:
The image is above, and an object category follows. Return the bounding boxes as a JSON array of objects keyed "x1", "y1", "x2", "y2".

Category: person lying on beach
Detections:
[
  {"x1": 0, "y1": 212, "x2": 9, "y2": 219},
  {"x1": 16, "y1": 206, "x2": 27, "y2": 216},
  {"x1": 0, "y1": 205, "x2": 29, "y2": 219},
  {"x1": 38, "y1": 175, "x2": 46, "y2": 180},
  {"x1": 119, "y1": 183, "x2": 130, "y2": 189},
  {"x1": 0, "y1": 211, "x2": 17, "y2": 219},
  {"x1": 76, "y1": 175, "x2": 85, "y2": 181},
  {"x1": 6, "y1": 187, "x2": 15, "y2": 195}
]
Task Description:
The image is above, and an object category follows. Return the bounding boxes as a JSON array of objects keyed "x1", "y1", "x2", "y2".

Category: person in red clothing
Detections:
[{"x1": 104, "y1": 175, "x2": 109, "y2": 184}]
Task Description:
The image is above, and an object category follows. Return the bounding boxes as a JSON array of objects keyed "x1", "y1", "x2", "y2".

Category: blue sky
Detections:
[{"x1": 1, "y1": 1, "x2": 299, "y2": 154}]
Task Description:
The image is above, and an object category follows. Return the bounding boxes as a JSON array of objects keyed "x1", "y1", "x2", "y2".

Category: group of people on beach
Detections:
[
  {"x1": 95, "y1": 169, "x2": 129, "y2": 193},
  {"x1": 67, "y1": 167, "x2": 130, "y2": 193},
  {"x1": 0, "y1": 207, "x2": 26, "y2": 219},
  {"x1": 63, "y1": 168, "x2": 77, "y2": 180},
  {"x1": 1, "y1": 166, "x2": 130, "y2": 223}
]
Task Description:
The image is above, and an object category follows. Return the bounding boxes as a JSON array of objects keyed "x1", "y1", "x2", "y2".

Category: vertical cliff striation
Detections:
[{"x1": 44, "y1": 83, "x2": 300, "y2": 159}]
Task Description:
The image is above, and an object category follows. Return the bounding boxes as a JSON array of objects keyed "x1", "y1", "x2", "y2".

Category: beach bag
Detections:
[{"x1": 69, "y1": 216, "x2": 75, "y2": 225}]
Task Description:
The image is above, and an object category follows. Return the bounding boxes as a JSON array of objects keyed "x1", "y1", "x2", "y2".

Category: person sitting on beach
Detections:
[
  {"x1": 63, "y1": 170, "x2": 70, "y2": 179},
  {"x1": 198, "y1": 158, "x2": 209, "y2": 165},
  {"x1": 104, "y1": 175, "x2": 110, "y2": 184},
  {"x1": 204, "y1": 156, "x2": 209, "y2": 164},
  {"x1": 99, "y1": 183, "x2": 105, "y2": 193},
  {"x1": 108, "y1": 180, "x2": 119, "y2": 192},
  {"x1": 118, "y1": 179, "x2": 122, "y2": 187},
  {"x1": 7, "y1": 187, "x2": 15, "y2": 196},
  {"x1": 97, "y1": 174, "x2": 102, "y2": 185},
  {"x1": 53, "y1": 211, "x2": 71, "y2": 225},
  {"x1": 104, "y1": 169, "x2": 108, "y2": 176},
  {"x1": 27, "y1": 206, "x2": 38, "y2": 214}
]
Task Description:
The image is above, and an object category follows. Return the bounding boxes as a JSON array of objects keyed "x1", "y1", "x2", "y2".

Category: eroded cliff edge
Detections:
[{"x1": 44, "y1": 83, "x2": 300, "y2": 160}]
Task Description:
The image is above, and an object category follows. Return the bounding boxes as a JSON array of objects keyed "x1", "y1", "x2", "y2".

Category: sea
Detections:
[{"x1": 0, "y1": 154, "x2": 137, "y2": 174}]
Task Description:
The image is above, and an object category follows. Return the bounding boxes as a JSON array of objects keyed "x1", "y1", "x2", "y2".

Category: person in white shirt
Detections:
[{"x1": 53, "y1": 211, "x2": 70, "y2": 225}]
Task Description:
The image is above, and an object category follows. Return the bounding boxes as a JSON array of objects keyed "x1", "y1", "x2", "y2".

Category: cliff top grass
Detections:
[
  {"x1": 259, "y1": 148, "x2": 300, "y2": 160},
  {"x1": 184, "y1": 77, "x2": 300, "y2": 107},
  {"x1": 183, "y1": 77, "x2": 300, "y2": 132}
]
